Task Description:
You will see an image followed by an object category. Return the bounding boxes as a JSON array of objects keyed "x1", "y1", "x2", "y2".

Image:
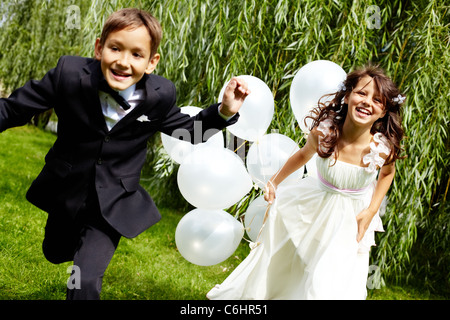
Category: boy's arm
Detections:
[
  {"x1": 0, "y1": 58, "x2": 62, "y2": 132},
  {"x1": 158, "y1": 77, "x2": 246, "y2": 145}
]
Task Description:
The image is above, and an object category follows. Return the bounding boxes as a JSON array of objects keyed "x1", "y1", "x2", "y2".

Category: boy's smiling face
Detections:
[{"x1": 94, "y1": 25, "x2": 160, "y2": 91}]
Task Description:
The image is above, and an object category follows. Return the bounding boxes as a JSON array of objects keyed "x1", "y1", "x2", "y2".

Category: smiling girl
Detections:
[{"x1": 208, "y1": 65, "x2": 406, "y2": 300}]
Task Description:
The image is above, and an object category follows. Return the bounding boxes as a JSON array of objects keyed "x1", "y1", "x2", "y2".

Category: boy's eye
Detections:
[
  {"x1": 133, "y1": 52, "x2": 142, "y2": 58},
  {"x1": 111, "y1": 47, "x2": 119, "y2": 52}
]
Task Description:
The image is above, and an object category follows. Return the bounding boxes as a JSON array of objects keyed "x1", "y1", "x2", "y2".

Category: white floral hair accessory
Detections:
[
  {"x1": 338, "y1": 82, "x2": 346, "y2": 92},
  {"x1": 392, "y1": 94, "x2": 405, "y2": 105},
  {"x1": 335, "y1": 101, "x2": 344, "y2": 120}
]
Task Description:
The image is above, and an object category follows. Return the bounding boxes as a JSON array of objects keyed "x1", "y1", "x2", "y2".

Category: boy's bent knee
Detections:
[{"x1": 42, "y1": 240, "x2": 74, "y2": 264}]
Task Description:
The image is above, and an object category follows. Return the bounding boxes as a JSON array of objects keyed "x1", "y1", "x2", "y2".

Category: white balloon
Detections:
[
  {"x1": 177, "y1": 147, "x2": 253, "y2": 209},
  {"x1": 289, "y1": 60, "x2": 346, "y2": 133},
  {"x1": 161, "y1": 106, "x2": 225, "y2": 164},
  {"x1": 175, "y1": 208, "x2": 245, "y2": 266},
  {"x1": 218, "y1": 75, "x2": 274, "y2": 141},
  {"x1": 246, "y1": 133, "x2": 303, "y2": 189},
  {"x1": 243, "y1": 196, "x2": 269, "y2": 242}
]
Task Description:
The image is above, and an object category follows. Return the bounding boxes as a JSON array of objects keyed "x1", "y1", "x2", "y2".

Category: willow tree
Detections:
[{"x1": 0, "y1": 0, "x2": 448, "y2": 294}]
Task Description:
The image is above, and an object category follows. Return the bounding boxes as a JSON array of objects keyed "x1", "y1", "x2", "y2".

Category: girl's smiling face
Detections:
[
  {"x1": 344, "y1": 75, "x2": 386, "y2": 127},
  {"x1": 94, "y1": 25, "x2": 160, "y2": 91}
]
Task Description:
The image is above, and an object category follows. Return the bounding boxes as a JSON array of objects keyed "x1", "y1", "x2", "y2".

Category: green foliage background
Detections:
[{"x1": 0, "y1": 0, "x2": 448, "y2": 294}]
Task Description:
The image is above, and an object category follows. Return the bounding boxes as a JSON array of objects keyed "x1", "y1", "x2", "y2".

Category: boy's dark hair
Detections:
[{"x1": 99, "y1": 8, "x2": 162, "y2": 58}]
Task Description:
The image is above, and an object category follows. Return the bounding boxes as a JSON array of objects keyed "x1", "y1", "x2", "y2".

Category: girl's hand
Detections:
[
  {"x1": 355, "y1": 208, "x2": 376, "y2": 242},
  {"x1": 264, "y1": 180, "x2": 277, "y2": 204}
]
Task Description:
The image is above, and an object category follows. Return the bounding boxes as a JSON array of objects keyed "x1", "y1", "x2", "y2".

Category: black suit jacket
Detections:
[{"x1": 0, "y1": 56, "x2": 238, "y2": 238}]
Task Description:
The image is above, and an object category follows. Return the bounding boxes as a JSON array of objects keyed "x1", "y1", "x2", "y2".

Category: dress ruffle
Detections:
[{"x1": 363, "y1": 132, "x2": 391, "y2": 173}]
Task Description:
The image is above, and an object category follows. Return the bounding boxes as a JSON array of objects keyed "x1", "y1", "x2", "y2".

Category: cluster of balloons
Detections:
[{"x1": 161, "y1": 60, "x2": 347, "y2": 266}]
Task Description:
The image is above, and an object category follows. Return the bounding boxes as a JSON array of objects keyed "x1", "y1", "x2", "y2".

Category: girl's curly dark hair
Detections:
[{"x1": 306, "y1": 65, "x2": 406, "y2": 165}]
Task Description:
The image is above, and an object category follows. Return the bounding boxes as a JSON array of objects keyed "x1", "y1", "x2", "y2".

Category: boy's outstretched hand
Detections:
[{"x1": 219, "y1": 77, "x2": 251, "y2": 118}]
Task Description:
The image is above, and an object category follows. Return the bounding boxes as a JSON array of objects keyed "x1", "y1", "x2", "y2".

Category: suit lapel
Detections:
[{"x1": 80, "y1": 61, "x2": 109, "y2": 133}]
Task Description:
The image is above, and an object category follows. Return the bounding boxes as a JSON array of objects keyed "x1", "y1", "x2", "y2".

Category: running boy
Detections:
[{"x1": 0, "y1": 8, "x2": 249, "y2": 299}]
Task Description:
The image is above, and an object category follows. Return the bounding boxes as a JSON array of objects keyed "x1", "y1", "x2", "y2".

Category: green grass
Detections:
[{"x1": 0, "y1": 126, "x2": 447, "y2": 300}]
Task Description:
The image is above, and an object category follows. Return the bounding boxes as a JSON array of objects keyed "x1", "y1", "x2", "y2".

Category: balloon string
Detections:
[
  {"x1": 246, "y1": 140, "x2": 302, "y2": 250},
  {"x1": 241, "y1": 137, "x2": 304, "y2": 251},
  {"x1": 243, "y1": 203, "x2": 271, "y2": 250},
  {"x1": 234, "y1": 139, "x2": 247, "y2": 154}
]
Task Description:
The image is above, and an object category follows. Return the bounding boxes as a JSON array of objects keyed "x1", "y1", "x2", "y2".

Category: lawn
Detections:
[{"x1": 0, "y1": 126, "x2": 446, "y2": 300}]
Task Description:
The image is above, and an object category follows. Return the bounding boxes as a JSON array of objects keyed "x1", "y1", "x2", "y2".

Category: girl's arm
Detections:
[
  {"x1": 264, "y1": 128, "x2": 318, "y2": 204},
  {"x1": 356, "y1": 161, "x2": 396, "y2": 242}
]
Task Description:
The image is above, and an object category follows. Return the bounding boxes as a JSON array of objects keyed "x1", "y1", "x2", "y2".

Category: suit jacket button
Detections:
[
  {"x1": 97, "y1": 158, "x2": 103, "y2": 165},
  {"x1": 104, "y1": 136, "x2": 110, "y2": 142}
]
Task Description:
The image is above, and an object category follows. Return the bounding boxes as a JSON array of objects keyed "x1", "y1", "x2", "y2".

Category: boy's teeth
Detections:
[{"x1": 112, "y1": 70, "x2": 130, "y2": 76}]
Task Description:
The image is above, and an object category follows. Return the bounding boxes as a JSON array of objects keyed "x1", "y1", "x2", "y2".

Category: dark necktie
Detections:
[{"x1": 98, "y1": 79, "x2": 131, "y2": 110}]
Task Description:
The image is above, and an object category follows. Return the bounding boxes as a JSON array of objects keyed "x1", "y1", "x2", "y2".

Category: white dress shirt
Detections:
[{"x1": 99, "y1": 84, "x2": 144, "y2": 131}]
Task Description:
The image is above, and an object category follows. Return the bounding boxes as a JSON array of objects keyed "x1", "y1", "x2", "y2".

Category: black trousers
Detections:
[{"x1": 42, "y1": 192, "x2": 121, "y2": 300}]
